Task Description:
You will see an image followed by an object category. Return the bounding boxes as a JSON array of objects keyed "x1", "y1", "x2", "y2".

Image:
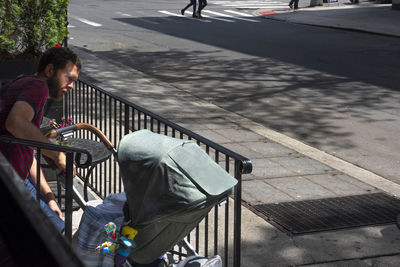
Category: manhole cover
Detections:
[{"x1": 253, "y1": 193, "x2": 400, "y2": 235}]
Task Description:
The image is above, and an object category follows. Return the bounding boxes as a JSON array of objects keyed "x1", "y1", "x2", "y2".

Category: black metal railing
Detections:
[
  {"x1": 65, "y1": 79, "x2": 253, "y2": 267},
  {"x1": 0, "y1": 135, "x2": 92, "y2": 241}
]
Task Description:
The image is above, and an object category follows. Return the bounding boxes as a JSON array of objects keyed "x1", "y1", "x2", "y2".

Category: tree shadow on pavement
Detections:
[
  {"x1": 90, "y1": 45, "x2": 399, "y2": 150},
  {"x1": 73, "y1": 13, "x2": 400, "y2": 179}
]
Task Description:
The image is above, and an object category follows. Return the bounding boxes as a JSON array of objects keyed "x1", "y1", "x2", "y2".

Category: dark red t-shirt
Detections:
[{"x1": 0, "y1": 76, "x2": 49, "y2": 180}]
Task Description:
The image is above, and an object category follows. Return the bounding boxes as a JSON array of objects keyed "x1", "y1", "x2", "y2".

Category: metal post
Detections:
[
  {"x1": 65, "y1": 152, "x2": 74, "y2": 241},
  {"x1": 36, "y1": 149, "x2": 41, "y2": 201},
  {"x1": 233, "y1": 160, "x2": 242, "y2": 267}
]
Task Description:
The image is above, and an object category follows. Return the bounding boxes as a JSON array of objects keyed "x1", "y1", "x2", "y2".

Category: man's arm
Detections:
[
  {"x1": 5, "y1": 100, "x2": 72, "y2": 175},
  {"x1": 30, "y1": 157, "x2": 63, "y2": 219}
]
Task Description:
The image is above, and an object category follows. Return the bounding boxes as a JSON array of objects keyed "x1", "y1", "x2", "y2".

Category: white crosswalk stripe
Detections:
[
  {"x1": 223, "y1": 10, "x2": 253, "y2": 17},
  {"x1": 236, "y1": 5, "x2": 289, "y2": 8},
  {"x1": 115, "y1": 12, "x2": 133, "y2": 17},
  {"x1": 70, "y1": 15, "x2": 102, "y2": 27},
  {"x1": 159, "y1": 10, "x2": 212, "y2": 22},
  {"x1": 210, "y1": 0, "x2": 290, "y2": 9},
  {"x1": 203, "y1": 10, "x2": 260, "y2": 22},
  {"x1": 201, "y1": 14, "x2": 235, "y2": 22}
]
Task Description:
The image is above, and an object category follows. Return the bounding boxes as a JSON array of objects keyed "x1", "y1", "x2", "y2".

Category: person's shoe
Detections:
[
  {"x1": 181, "y1": 9, "x2": 185, "y2": 15},
  {"x1": 289, "y1": 3, "x2": 293, "y2": 8},
  {"x1": 196, "y1": 12, "x2": 203, "y2": 19},
  {"x1": 192, "y1": 13, "x2": 198, "y2": 18},
  {"x1": 294, "y1": 6, "x2": 299, "y2": 9}
]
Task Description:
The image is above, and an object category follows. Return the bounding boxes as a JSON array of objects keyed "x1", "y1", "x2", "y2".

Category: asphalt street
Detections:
[{"x1": 68, "y1": 0, "x2": 400, "y2": 186}]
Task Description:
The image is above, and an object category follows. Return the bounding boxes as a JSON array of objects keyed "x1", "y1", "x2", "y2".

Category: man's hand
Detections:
[{"x1": 48, "y1": 199, "x2": 63, "y2": 219}]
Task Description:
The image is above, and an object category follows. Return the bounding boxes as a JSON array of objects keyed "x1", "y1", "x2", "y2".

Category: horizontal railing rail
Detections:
[{"x1": 65, "y1": 78, "x2": 253, "y2": 267}]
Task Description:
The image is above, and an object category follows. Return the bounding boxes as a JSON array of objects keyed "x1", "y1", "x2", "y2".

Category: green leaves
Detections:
[{"x1": 0, "y1": 0, "x2": 69, "y2": 59}]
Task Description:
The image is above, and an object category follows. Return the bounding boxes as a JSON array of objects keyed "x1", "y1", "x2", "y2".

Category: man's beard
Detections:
[{"x1": 47, "y1": 74, "x2": 62, "y2": 101}]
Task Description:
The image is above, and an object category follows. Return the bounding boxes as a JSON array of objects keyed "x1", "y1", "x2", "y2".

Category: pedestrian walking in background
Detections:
[
  {"x1": 181, "y1": 0, "x2": 198, "y2": 18},
  {"x1": 197, "y1": 0, "x2": 207, "y2": 18},
  {"x1": 288, "y1": 0, "x2": 299, "y2": 9}
]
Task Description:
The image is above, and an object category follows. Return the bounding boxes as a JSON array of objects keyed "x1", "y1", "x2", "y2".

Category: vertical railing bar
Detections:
[
  {"x1": 123, "y1": 105, "x2": 130, "y2": 193},
  {"x1": 76, "y1": 83, "x2": 79, "y2": 127},
  {"x1": 196, "y1": 224, "x2": 200, "y2": 254},
  {"x1": 105, "y1": 95, "x2": 111, "y2": 196},
  {"x1": 138, "y1": 111, "x2": 142, "y2": 130},
  {"x1": 65, "y1": 152, "x2": 74, "y2": 242},
  {"x1": 99, "y1": 93, "x2": 103, "y2": 131},
  {"x1": 79, "y1": 82, "x2": 82, "y2": 130},
  {"x1": 107, "y1": 98, "x2": 112, "y2": 195},
  {"x1": 90, "y1": 86, "x2": 94, "y2": 126},
  {"x1": 102, "y1": 94, "x2": 106, "y2": 195},
  {"x1": 233, "y1": 160, "x2": 242, "y2": 267},
  {"x1": 164, "y1": 124, "x2": 168, "y2": 136},
  {"x1": 64, "y1": 87, "x2": 69, "y2": 119},
  {"x1": 99, "y1": 164, "x2": 103, "y2": 197},
  {"x1": 157, "y1": 120, "x2": 161, "y2": 134},
  {"x1": 224, "y1": 155, "x2": 230, "y2": 267},
  {"x1": 95, "y1": 90, "x2": 99, "y2": 129},
  {"x1": 74, "y1": 82, "x2": 78, "y2": 127},
  {"x1": 65, "y1": 86, "x2": 69, "y2": 117},
  {"x1": 81, "y1": 83, "x2": 84, "y2": 136},
  {"x1": 79, "y1": 83, "x2": 82, "y2": 136},
  {"x1": 123, "y1": 103, "x2": 127, "y2": 136},
  {"x1": 144, "y1": 114, "x2": 147, "y2": 129},
  {"x1": 85, "y1": 85, "x2": 90, "y2": 183},
  {"x1": 36, "y1": 149, "x2": 41, "y2": 202},
  {"x1": 214, "y1": 204, "x2": 219, "y2": 256},
  {"x1": 205, "y1": 214, "x2": 209, "y2": 257},
  {"x1": 132, "y1": 109, "x2": 135, "y2": 132},
  {"x1": 101, "y1": 94, "x2": 106, "y2": 196},
  {"x1": 224, "y1": 196, "x2": 229, "y2": 267},
  {"x1": 86, "y1": 83, "x2": 90, "y2": 131},
  {"x1": 115, "y1": 100, "x2": 122, "y2": 193},
  {"x1": 108, "y1": 94, "x2": 111, "y2": 139},
  {"x1": 93, "y1": 89, "x2": 98, "y2": 189},
  {"x1": 150, "y1": 117, "x2": 154, "y2": 132}
]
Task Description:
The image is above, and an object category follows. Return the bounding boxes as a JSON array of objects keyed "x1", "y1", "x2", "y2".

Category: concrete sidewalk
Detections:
[
  {"x1": 70, "y1": 7, "x2": 400, "y2": 264},
  {"x1": 71, "y1": 42, "x2": 400, "y2": 266},
  {"x1": 248, "y1": 4, "x2": 400, "y2": 266},
  {"x1": 256, "y1": 1, "x2": 400, "y2": 38}
]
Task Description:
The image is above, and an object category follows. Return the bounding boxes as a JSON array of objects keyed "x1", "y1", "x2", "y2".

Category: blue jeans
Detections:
[
  {"x1": 25, "y1": 179, "x2": 65, "y2": 232},
  {"x1": 183, "y1": 0, "x2": 196, "y2": 13},
  {"x1": 198, "y1": 0, "x2": 207, "y2": 13}
]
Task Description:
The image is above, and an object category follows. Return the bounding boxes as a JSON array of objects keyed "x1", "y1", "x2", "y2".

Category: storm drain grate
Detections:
[{"x1": 252, "y1": 193, "x2": 400, "y2": 235}]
